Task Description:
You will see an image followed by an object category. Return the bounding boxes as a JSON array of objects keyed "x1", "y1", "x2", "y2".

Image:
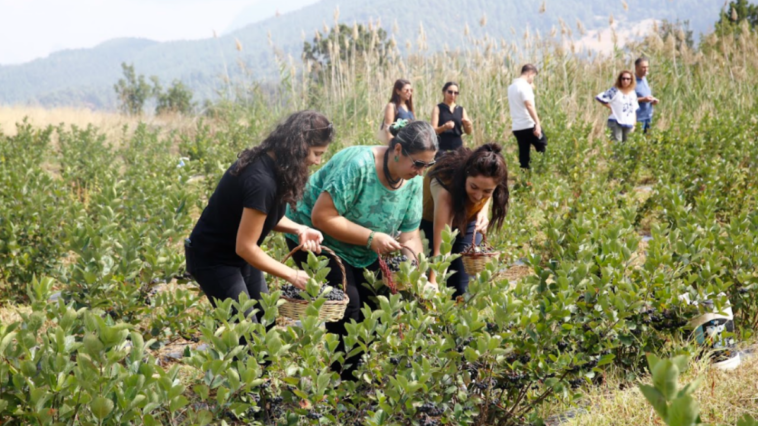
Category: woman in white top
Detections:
[{"x1": 596, "y1": 70, "x2": 639, "y2": 142}]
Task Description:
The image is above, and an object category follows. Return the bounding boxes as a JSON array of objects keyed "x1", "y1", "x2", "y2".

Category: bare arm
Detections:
[
  {"x1": 383, "y1": 103, "x2": 396, "y2": 127},
  {"x1": 274, "y1": 216, "x2": 323, "y2": 253},
  {"x1": 236, "y1": 208, "x2": 306, "y2": 287},
  {"x1": 428, "y1": 188, "x2": 454, "y2": 284},
  {"x1": 525, "y1": 100, "x2": 542, "y2": 136},
  {"x1": 461, "y1": 108, "x2": 473, "y2": 135},
  {"x1": 311, "y1": 191, "x2": 401, "y2": 254},
  {"x1": 398, "y1": 229, "x2": 423, "y2": 258},
  {"x1": 431, "y1": 105, "x2": 453, "y2": 135}
]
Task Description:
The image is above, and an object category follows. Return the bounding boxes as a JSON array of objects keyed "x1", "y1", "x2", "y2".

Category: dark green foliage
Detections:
[
  {"x1": 155, "y1": 79, "x2": 196, "y2": 115},
  {"x1": 715, "y1": 0, "x2": 758, "y2": 35},
  {"x1": 113, "y1": 62, "x2": 155, "y2": 115},
  {"x1": 303, "y1": 23, "x2": 392, "y2": 82}
]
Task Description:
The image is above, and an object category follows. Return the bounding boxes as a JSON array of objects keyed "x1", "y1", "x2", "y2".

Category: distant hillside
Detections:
[{"x1": 0, "y1": 0, "x2": 723, "y2": 109}]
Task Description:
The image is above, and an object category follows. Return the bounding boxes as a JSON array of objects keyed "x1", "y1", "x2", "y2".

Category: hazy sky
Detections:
[{"x1": 0, "y1": 0, "x2": 317, "y2": 65}]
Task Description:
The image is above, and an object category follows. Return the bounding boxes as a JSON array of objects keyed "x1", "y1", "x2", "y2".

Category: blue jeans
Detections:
[
  {"x1": 419, "y1": 218, "x2": 482, "y2": 298},
  {"x1": 638, "y1": 118, "x2": 652, "y2": 133}
]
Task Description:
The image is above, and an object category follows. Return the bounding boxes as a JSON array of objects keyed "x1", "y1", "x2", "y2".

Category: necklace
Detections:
[{"x1": 383, "y1": 148, "x2": 403, "y2": 189}]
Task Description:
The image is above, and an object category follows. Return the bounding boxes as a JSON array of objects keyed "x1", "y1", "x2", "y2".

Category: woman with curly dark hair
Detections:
[
  {"x1": 184, "y1": 110, "x2": 334, "y2": 321},
  {"x1": 419, "y1": 143, "x2": 509, "y2": 297}
]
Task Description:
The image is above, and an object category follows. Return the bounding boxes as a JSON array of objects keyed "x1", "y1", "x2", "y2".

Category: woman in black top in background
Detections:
[
  {"x1": 431, "y1": 81, "x2": 473, "y2": 156},
  {"x1": 184, "y1": 110, "x2": 334, "y2": 322}
]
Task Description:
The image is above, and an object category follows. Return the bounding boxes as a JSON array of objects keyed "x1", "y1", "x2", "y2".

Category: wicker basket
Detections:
[
  {"x1": 276, "y1": 245, "x2": 349, "y2": 323},
  {"x1": 461, "y1": 231, "x2": 500, "y2": 276},
  {"x1": 379, "y1": 245, "x2": 418, "y2": 293}
]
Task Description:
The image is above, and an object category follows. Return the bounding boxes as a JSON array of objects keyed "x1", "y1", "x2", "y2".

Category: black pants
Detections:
[
  {"x1": 513, "y1": 128, "x2": 547, "y2": 169},
  {"x1": 419, "y1": 218, "x2": 481, "y2": 298},
  {"x1": 286, "y1": 238, "x2": 382, "y2": 381},
  {"x1": 184, "y1": 240, "x2": 268, "y2": 323}
]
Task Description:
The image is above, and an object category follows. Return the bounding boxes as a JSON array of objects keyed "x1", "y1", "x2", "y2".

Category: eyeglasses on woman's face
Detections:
[
  {"x1": 403, "y1": 149, "x2": 436, "y2": 169},
  {"x1": 446, "y1": 90, "x2": 459, "y2": 95},
  {"x1": 621, "y1": 77, "x2": 632, "y2": 81}
]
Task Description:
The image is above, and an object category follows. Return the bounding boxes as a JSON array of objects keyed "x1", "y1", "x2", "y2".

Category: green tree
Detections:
[
  {"x1": 155, "y1": 79, "x2": 195, "y2": 115},
  {"x1": 113, "y1": 63, "x2": 154, "y2": 115},
  {"x1": 303, "y1": 23, "x2": 393, "y2": 82},
  {"x1": 658, "y1": 19, "x2": 694, "y2": 51},
  {"x1": 715, "y1": 0, "x2": 758, "y2": 36}
]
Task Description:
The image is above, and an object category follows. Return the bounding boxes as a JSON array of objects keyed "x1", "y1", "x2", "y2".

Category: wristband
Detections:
[{"x1": 366, "y1": 231, "x2": 376, "y2": 249}]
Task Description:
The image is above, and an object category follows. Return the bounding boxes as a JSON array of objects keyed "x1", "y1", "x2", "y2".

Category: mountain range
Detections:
[{"x1": 0, "y1": 0, "x2": 723, "y2": 109}]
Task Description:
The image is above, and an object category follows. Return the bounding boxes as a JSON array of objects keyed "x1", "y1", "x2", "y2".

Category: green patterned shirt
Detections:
[{"x1": 286, "y1": 145, "x2": 422, "y2": 268}]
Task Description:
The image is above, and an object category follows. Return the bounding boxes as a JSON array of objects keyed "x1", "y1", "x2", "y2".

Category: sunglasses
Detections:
[
  {"x1": 621, "y1": 77, "x2": 632, "y2": 81},
  {"x1": 446, "y1": 90, "x2": 459, "y2": 95},
  {"x1": 404, "y1": 149, "x2": 436, "y2": 169}
]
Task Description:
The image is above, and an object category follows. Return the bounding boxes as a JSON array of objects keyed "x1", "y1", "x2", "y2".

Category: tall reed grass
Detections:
[{"x1": 231, "y1": 14, "x2": 758, "y2": 147}]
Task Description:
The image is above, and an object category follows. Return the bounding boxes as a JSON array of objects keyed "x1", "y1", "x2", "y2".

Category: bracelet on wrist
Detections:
[{"x1": 366, "y1": 231, "x2": 376, "y2": 249}]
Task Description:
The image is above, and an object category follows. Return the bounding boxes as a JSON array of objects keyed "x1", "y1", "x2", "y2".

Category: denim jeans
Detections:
[{"x1": 419, "y1": 218, "x2": 482, "y2": 298}]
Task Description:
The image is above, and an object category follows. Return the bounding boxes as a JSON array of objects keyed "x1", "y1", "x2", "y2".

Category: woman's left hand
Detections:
[
  {"x1": 462, "y1": 117, "x2": 472, "y2": 127},
  {"x1": 475, "y1": 212, "x2": 489, "y2": 233},
  {"x1": 297, "y1": 227, "x2": 323, "y2": 254}
]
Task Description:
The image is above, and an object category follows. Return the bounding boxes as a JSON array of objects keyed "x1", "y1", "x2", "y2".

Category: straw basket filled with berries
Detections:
[
  {"x1": 461, "y1": 231, "x2": 500, "y2": 275},
  {"x1": 277, "y1": 245, "x2": 349, "y2": 322}
]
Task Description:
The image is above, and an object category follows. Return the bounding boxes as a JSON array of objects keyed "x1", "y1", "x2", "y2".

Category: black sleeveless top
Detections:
[{"x1": 437, "y1": 103, "x2": 464, "y2": 152}]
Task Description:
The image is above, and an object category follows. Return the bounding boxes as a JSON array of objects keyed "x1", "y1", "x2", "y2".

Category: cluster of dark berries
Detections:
[
  {"x1": 141, "y1": 287, "x2": 158, "y2": 306},
  {"x1": 486, "y1": 322, "x2": 498, "y2": 332},
  {"x1": 385, "y1": 255, "x2": 417, "y2": 272},
  {"x1": 389, "y1": 357, "x2": 400, "y2": 365},
  {"x1": 568, "y1": 378, "x2": 583, "y2": 389},
  {"x1": 306, "y1": 410, "x2": 323, "y2": 420},
  {"x1": 281, "y1": 284, "x2": 346, "y2": 302},
  {"x1": 557, "y1": 341, "x2": 569, "y2": 351},
  {"x1": 474, "y1": 378, "x2": 497, "y2": 390},
  {"x1": 418, "y1": 402, "x2": 443, "y2": 416}
]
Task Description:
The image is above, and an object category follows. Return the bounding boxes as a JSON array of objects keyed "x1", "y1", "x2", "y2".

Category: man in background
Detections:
[
  {"x1": 508, "y1": 64, "x2": 546, "y2": 170},
  {"x1": 635, "y1": 57, "x2": 659, "y2": 133}
]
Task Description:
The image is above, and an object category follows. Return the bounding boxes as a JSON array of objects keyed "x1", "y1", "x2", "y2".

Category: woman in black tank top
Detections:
[{"x1": 431, "y1": 81, "x2": 473, "y2": 155}]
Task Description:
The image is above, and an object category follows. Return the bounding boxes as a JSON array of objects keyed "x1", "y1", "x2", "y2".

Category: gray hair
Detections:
[{"x1": 389, "y1": 121, "x2": 438, "y2": 154}]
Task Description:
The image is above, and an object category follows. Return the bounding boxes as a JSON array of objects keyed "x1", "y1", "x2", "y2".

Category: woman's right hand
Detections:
[
  {"x1": 370, "y1": 232, "x2": 403, "y2": 255},
  {"x1": 444, "y1": 121, "x2": 455, "y2": 130},
  {"x1": 288, "y1": 269, "x2": 310, "y2": 290}
]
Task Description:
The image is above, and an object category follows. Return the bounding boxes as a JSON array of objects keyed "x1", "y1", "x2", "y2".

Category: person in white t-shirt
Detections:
[
  {"x1": 595, "y1": 70, "x2": 639, "y2": 142},
  {"x1": 508, "y1": 64, "x2": 546, "y2": 170}
]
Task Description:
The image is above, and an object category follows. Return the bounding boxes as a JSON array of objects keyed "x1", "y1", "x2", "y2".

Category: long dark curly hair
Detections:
[
  {"x1": 428, "y1": 143, "x2": 509, "y2": 232},
  {"x1": 233, "y1": 110, "x2": 334, "y2": 209}
]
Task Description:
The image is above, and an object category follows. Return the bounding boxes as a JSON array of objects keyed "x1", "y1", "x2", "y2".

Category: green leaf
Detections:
[
  {"x1": 90, "y1": 396, "x2": 114, "y2": 420},
  {"x1": 638, "y1": 384, "x2": 667, "y2": 420},
  {"x1": 667, "y1": 395, "x2": 698, "y2": 426},
  {"x1": 652, "y1": 359, "x2": 679, "y2": 400}
]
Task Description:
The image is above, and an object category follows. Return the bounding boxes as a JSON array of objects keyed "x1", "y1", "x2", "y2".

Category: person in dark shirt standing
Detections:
[
  {"x1": 431, "y1": 81, "x2": 473, "y2": 157},
  {"x1": 634, "y1": 57, "x2": 659, "y2": 133},
  {"x1": 185, "y1": 110, "x2": 334, "y2": 321}
]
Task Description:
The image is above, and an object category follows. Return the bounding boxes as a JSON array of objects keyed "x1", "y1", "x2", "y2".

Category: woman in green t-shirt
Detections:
[{"x1": 286, "y1": 120, "x2": 438, "y2": 380}]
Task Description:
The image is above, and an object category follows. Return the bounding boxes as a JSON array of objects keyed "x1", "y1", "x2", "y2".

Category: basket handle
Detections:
[
  {"x1": 278, "y1": 245, "x2": 347, "y2": 293},
  {"x1": 463, "y1": 229, "x2": 491, "y2": 254},
  {"x1": 378, "y1": 244, "x2": 418, "y2": 294}
]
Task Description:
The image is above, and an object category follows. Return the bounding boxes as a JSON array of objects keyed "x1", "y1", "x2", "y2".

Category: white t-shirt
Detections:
[
  {"x1": 508, "y1": 77, "x2": 536, "y2": 131},
  {"x1": 595, "y1": 87, "x2": 639, "y2": 128}
]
